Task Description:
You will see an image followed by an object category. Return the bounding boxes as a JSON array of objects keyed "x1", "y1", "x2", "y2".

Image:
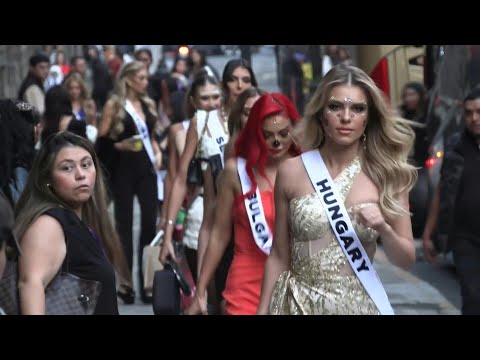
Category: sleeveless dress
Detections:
[
  {"x1": 223, "y1": 191, "x2": 274, "y2": 315},
  {"x1": 270, "y1": 157, "x2": 380, "y2": 315},
  {"x1": 43, "y1": 208, "x2": 119, "y2": 315}
]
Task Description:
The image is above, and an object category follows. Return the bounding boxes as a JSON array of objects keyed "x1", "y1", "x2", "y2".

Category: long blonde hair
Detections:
[
  {"x1": 14, "y1": 131, "x2": 131, "y2": 285},
  {"x1": 108, "y1": 60, "x2": 157, "y2": 138},
  {"x1": 303, "y1": 64, "x2": 417, "y2": 219}
]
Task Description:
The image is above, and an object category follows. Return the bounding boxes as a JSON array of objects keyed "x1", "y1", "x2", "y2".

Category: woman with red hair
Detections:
[{"x1": 186, "y1": 93, "x2": 302, "y2": 315}]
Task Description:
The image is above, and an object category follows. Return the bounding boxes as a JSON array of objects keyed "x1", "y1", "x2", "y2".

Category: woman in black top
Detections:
[
  {"x1": 99, "y1": 60, "x2": 162, "y2": 303},
  {"x1": 14, "y1": 131, "x2": 130, "y2": 314}
]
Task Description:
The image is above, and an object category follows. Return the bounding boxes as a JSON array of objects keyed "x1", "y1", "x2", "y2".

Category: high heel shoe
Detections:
[{"x1": 117, "y1": 287, "x2": 135, "y2": 305}]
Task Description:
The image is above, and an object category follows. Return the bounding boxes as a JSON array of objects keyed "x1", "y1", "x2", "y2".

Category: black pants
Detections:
[
  {"x1": 113, "y1": 169, "x2": 157, "y2": 299},
  {"x1": 453, "y1": 236, "x2": 480, "y2": 315}
]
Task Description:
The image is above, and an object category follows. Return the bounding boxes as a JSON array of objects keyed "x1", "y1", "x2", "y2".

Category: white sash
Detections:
[
  {"x1": 237, "y1": 157, "x2": 272, "y2": 255},
  {"x1": 125, "y1": 99, "x2": 164, "y2": 199},
  {"x1": 124, "y1": 99, "x2": 156, "y2": 165},
  {"x1": 205, "y1": 111, "x2": 227, "y2": 168},
  {"x1": 301, "y1": 150, "x2": 394, "y2": 315}
]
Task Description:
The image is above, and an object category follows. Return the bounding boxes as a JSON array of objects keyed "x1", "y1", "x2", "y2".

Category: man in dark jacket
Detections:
[
  {"x1": 423, "y1": 87, "x2": 480, "y2": 314},
  {"x1": 18, "y1": 53, "x2": 50, "y2": 116}
]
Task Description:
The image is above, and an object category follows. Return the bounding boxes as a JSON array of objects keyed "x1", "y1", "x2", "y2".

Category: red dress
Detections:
[{"x1": 223, "y1": 190, "x2": 274, "y2": 315}]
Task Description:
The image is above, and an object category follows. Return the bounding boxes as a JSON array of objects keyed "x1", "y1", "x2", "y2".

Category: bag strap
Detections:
[
  {"x1": 300, "y1": 150, "x2": 394, "y2": 315},
  {"x1": 194, "y1": 111, "x2": 210, "y2": 159}
]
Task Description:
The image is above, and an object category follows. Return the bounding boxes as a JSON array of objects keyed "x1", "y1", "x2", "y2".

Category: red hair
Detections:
[{"x1": 235, "y1": 92, "x2": 302, "y2": 198}]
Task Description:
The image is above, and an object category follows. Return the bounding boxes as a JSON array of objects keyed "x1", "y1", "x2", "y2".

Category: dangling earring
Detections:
[{"x1": 362, "y1": 133, "x2": 367, "y2": 150}]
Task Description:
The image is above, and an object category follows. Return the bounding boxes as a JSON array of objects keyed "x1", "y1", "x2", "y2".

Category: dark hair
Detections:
[
  {"x1": 70, "y1": 55, "x2": 85, "y2": 67},
  {"x1": 42, "y1": 85, "x2": 76, "y2": 144},
  {"x1": 184, "y1": 72, "x2": 219, "y2": 119},
  {"x1": 228, "y1": 87, "x2": 266, "y2": 135},
  {"x1": 134, "y1": 48, "x2": 153, "y2": 61},
  {"x1": 29, "y1": 53, "x2": 50, "y2": 67},
  {"x1": 464, "y1": 87, "x2": 480, "y2": 102},
  {"x1": 0, "y1": 100, "x2": 37, "y2": 194},
  {"x1": 221, "y1": 59, "x2": 258, "y2": 98}
]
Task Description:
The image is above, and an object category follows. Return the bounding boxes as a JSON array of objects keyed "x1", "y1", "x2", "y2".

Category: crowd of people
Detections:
[{"x1": 0, "y1": 44, "x2": 478, "y2": 315}]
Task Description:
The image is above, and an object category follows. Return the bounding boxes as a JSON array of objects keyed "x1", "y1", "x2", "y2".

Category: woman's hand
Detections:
[
  {"x1": 422, "y1": 235, "x2": 437, "y2": 263},
  {"x1": 154, "y1": 152, "x2": 162, "y2": 170},
  {"x1": 114, "y1": 137, "x2": 142, "y2": 152},
  {"x1": 185, "y1": 290, "x2": 208, "y2": 315},
  {"x1": 357, "y1": 204, "x2": 389, "y2": 234},
  {"x1": 159, "y1": 237, "x2": 176, "y2": 264}
]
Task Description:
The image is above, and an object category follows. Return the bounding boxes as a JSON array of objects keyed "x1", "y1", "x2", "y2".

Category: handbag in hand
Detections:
[
  {"x1": 152, "y1": 241, "x2": 195, "y2": 315},
  {"x1": 152, "y1": 259, "x2": 192, "y2": 315},
  {"x1": 186, "y1": 111, "x2": 210, "y2": 186},
  {"x1": 0, "y1": 260, "x2": 102, "y2": 315}
]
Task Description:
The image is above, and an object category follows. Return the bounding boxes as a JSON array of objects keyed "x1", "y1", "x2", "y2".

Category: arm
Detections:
[
  {"x1": 151, "y1": 135, "x2": 162, "y2": 170},
  {"x1": 422, "y1": 186, "x2": 441, "y2": 263},
  {"x1": 224, "y1": 134, "x2": 238, "y2": 162},
  {"x1": 17, "y1": 215, "x2": 66, "y2": 315},
  {"x1": 159, "y1": 115, "x2": 199, "y2": 263},
  {"x1": 98, "y1": 99, "x2": 115, "y2": 137},
  {"x1": 257, "y1": 161, "x2": 292, "y2": 314},
  {"x1": 359, "y1": 191, "x2": 415, "y2": 270},
  {"x1": 160, "y1": 126, "x2": 179, "y2": 229},
  {"x1": 187, "y1": 158, "x2": 237, "y2": 315},
  {"x1": 196, "y1": 169, "x2": 216, "y2": 277}
]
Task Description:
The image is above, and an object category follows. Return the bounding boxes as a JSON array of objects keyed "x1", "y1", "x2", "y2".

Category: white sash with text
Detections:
[
  {"x1": 124, "y1": 99, "x2": 156, "y2": 165},
  {"x1": 237, "y1": 157, "x2": 272, "y2": 255},
  {"x1": 301, "y1": 150, "x2": 394, "y2": 315},
  {"x1": 125, "y1": 100, "x2": 164, "y2": 200},
  {"x1": 205, "y1": 110, "x2": 227, "y2": 168}
]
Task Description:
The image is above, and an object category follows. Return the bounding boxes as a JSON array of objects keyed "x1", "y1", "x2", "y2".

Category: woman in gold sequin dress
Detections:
[{"x1": 257, "y1": 64, "x2": 418, "y2": 315}]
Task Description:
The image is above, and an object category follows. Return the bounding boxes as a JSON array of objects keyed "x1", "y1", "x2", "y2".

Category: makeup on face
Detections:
[
  {"x1": 262, "y1": 119, "x2": 292, "y2": 155},
  {"x1": 325, "y1": 95, "x2": 368, "y2": 119}
]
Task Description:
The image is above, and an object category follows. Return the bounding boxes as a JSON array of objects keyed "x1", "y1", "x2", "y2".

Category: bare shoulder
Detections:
[
  {"x1": 169, "y1": 122, "x2": 184, "y2": 137},
  {"x1": 278, "y1": 155, "x2": 305, "y2": 181},
  {"x1": 21, "y1": 214, "x2": 65, "y2": 248}
]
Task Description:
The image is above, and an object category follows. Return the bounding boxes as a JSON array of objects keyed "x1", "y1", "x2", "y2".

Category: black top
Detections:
[
  {"x1": 454, "y1": 131, "x2": 480, "y2": 241},
  {"x1": 115, "y1": 100, "x2": 157, "y2": 175},
  {"x1": 43, "y1": 208, "x2": 119, "y2": 315}
]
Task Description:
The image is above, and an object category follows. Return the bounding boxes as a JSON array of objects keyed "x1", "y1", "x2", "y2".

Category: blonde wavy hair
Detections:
[
  {"x1": 108, "y1": 60, "x2": 157, "y2": 138},
  {"x1": 303, "y1": 64, "x2": 417, "y2": 220}
]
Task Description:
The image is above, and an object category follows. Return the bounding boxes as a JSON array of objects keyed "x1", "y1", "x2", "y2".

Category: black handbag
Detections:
[
  {"x1": 152, "y1": 258, "x2": 192, "y2": 315},
  {"x1": 0, "y1": 260, "x2": 102, "y2": 315},
  {"x1": 186, "y1": 111, "x2": 211, "y2": 186},
  {"x1": 187, "y1": 157, "x2": 204, "y2": 185}
]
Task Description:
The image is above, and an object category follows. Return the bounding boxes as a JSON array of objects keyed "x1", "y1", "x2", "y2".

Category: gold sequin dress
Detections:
[{"x1": 270, "y1": 157, "x2": 380, "y2": 315}]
